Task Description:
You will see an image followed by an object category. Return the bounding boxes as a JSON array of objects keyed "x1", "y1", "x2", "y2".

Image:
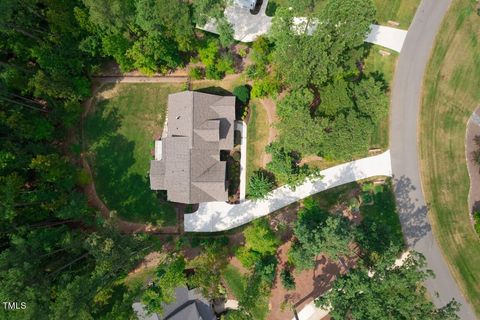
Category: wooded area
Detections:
[{"x1": 0, "y1": 0, "x2": 454, "y2": 319}]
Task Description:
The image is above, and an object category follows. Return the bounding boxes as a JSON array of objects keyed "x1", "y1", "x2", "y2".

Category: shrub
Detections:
[
  {"x1": 233, "y1": 85, "x2": 250, "y2": 105},
  {"x1": 248, "y1": 171, "x2": 274, "y2": 199},
  {"x1": 232, "y1": 150, "x2": 241, "y2": 162},
  {"x1": 205, "y1": 65, "x2": 223, "y2": 80},
  {"x1": 280, "y1": 268, "x2": 296, "y2": 290},
  {"x1": 251, "y1": 77, "x2": 281, "y2": 99},
  {"x1": 237, "y1": 47, "x2": 248, "y2": 58},
  {"x1": 473, "y1": 150, "x2": 480, "y2": 166},
  {"x1": 246, "y1": 64, "x2": 267, "y2": 80},
  {"x1": 236, "y1": 247, "x2": 261, "y2": 269},
  {"x1": 474, "y1": 211, "x2": 480, "y2": 234},
  {"x1": 188, "y1": 67, "x2": 203, "y2": 80},
  {"x1": 217, "y1": 54, "x2": 235, "y2": 75}
]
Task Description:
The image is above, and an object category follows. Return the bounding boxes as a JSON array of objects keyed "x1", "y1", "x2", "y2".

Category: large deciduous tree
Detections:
[{"x1": 316, "y1": 251, "x2": 460, "y2": 320}]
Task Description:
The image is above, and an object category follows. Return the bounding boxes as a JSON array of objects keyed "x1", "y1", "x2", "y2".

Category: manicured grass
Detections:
[
  {"x1": 246, "y1": 102, "x2": 270, "y2": 187},
  {"x1": 85, "y1": 83, "x2": 185, "y2": 225},
  {"x1": 419, "y1": 0, "x2": 480, "y2": 315},
  {"x1": 363, "y1": 44, "x2": 399, "y2": 149},
  {"x1": 374, "y1": 0, "x2": 420, "y2": 28},
  {"x1": 223, "y1": 265, "x2": 246, "y2": 299},
  {"x1": 265, "y1": 0, "x2": 326, "y2": 16}
]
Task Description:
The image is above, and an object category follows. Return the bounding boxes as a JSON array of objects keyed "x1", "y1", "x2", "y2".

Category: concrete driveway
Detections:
[
  {"x1": 199, "y1": 3, "x2": 407, "y2": 52},
  {"x1": 184, "y1": 151, "x2": 392, "y2": 232},
  {"x1": 389, "y1": 0, "x2": 475, "y2": 318}
]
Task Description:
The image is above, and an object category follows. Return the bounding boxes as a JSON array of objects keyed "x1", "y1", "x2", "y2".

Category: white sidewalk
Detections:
[{"x1": 185, "y1": 151, "x2": 392, "y2": 232}]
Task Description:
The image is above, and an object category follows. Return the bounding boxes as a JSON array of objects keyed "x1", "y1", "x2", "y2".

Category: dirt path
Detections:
[
  {"x1": 465, "y1": 106, "x2": 480, "y2": 222},
  {"x1": 80, "y1": 76, "x2": 185, "y2": 234},
  {"x1": 258, "y1": 98, "x2": 278, "y2": 167}
]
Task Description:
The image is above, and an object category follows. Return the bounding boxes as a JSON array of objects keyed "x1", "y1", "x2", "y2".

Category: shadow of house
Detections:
[{"x1": 85, "y1": 105, "x2": 175, "y2": 225}]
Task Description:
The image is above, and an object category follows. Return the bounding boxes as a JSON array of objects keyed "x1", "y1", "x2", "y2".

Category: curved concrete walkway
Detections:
[
  {"x1": 185, "y1": 151, "x2": 392, "y2": 232},
  {"x1": 389, "y1": 0, "x2": 476, "y2": 318}
]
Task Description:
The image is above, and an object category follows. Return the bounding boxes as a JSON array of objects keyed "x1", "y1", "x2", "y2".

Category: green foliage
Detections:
[
  {"x1": 188, "y1": 243, "x2": 228, "y2": 299},
  {"x1": 251, "y1": 77, "x2": 281, "y2": 99},
  {"x1": 217, "y1": 17, "x2": 235, "y2": 48},
  {"x1": 316, "y1": 251, "x2": 460, "y2": 320},
  {"x1": 142, "y1": 255, "x2": 187, "y2": 315},
  {"x1": 188, "y1": 67, "x2": 204, "y2": 80},
  {"x1": 80, "y1": 0, "x2": 195, "y2": 74},
  {"x1": 289, "y1": 200, "x2": 354, "y2": 270},
  {"x1": 266, "y1": 143, "x2": 319, "y2": 187},
  {"x1": 352, "y1": 77, "x2": 389, "y2": 122},
  {"x1": 217, "y1": 53, "x2": 236, "y2": 75},
  {"x1": 198, "y1": 39, "x2": 234, "y2": 79},
  {"x1": 280, "y1": 268, "x2": 296, "y2": 290},
  {"x1": 247, "y1": 170, "x2": 274, "y2": 199},
  {"x1": 233, "y1": 85, "x2": 251, "y2": 105},
  {"x1": 473, "y1": 211, "x2": 480, "y2": 234},
  {"x1": 318, "y1": 79, "x2": 354, "y2": 117},
  {"x1": 243, "y1": 219, "x2": 279, "y2": 256},
  {"x1": 193, "y1": 0, "x2": 225, "y2": 25},
  {"x1": 321, "y1": 112, "x2": 373, "y2": 160}
]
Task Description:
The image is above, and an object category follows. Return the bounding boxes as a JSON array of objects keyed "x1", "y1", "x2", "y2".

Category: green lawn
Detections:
[
  {"x1": 222, "y1": 264, "x2": 270, "y2": 319},
  {"x1": 265, "y1": 0, "x2": 326, "y2": 16},
  {"x1": 223, "y1": 265, "x2": 246, "y2": 299},
  {"x1": 246, "y1": 102, "x2": 270, "y2": 189},
  {"x1": 374, "y1": 0, "x2": 420, "y2": 28},
  {"x1": 84, "y1": 83, "x2": 185, "y2": 225},
  {"x1": 363, "y1": 44, "x2": 399, "y2": 149},
  {"x1": 419, "y1": 0, "x2": 480, "y2": 315}
]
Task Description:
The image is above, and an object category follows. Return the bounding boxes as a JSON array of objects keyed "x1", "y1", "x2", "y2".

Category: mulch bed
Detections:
[{"x1": 465, "y1": 106, "x2": 480, "y2": 216}]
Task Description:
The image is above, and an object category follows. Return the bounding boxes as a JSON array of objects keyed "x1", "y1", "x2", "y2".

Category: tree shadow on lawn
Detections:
[{"x1": 85, "y1": 106, "x2": 176, "y2": 226}]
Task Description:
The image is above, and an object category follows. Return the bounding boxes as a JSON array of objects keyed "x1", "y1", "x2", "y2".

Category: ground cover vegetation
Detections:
[
  {"x1": 419, "y1": 0, "x2": 480, "y2": 315},
  {"x1": 85, "y1": 84, "x2": 180, "y2": 225}
]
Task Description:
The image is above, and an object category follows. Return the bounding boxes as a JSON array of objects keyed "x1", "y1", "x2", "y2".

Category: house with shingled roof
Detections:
[{"x1": 149, "y1": 91, "x2": 235, "y2": 204}]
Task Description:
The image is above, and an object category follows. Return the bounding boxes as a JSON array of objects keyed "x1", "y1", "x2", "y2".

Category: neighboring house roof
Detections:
[
  {"x1": 150, "y1": 91, "x2": 235, "y2": 204},
  {"x1": 234, "y1": 0, "x2": 257, "y2": 10},
  {"x1": 133, "y1": 287, "x2": 215, "y2": 320}
]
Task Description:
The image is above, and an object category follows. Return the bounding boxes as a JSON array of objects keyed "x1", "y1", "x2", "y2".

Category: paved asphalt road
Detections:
[{"x1": 390, "y1": 0, "x2": 476, "y2": 319}]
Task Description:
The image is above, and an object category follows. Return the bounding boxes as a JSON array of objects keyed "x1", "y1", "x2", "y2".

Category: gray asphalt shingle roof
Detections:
[{"x1": 150, "y1": 91, "x2": 235, "y2": 204}]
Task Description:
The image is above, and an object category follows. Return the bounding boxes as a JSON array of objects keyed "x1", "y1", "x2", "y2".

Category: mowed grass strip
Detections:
[
  {"x1": 363, "y1": 44, "x2": 399, "y2": 149},
  {"x1": 85, "y1": 83, "x2": 185, "y2": 225},
  {"x1": 419, "y1": 0, "x2": 480, "y2": 315},
  {"x1": 246, "y1": 102, "x2": 270, "y2": 185},
  {"x1": 374, "y1": 0, "x2": 420, "y2": 28}
]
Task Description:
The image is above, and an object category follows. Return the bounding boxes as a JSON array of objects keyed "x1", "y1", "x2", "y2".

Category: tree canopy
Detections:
[{"x1": 316, "y1": 252, "x2": 460, "y2": 320}]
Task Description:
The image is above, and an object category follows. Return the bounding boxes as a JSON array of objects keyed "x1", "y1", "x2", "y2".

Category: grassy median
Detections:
[{"x1": 419, "y1": 0, "x2": 480, "y2": 315}]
